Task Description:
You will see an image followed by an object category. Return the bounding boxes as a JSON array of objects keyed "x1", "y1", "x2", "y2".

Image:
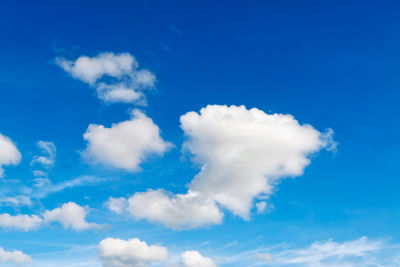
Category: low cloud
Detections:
[
  {"x1": 82, "y1": 110, "x2": 172, "y2": 172},
  {"x1": 0, "y1": 247, "x2": 32, "y2": 264},
  {"x1": 0, "y1": 133, "x2": 21, "y2": 177}
]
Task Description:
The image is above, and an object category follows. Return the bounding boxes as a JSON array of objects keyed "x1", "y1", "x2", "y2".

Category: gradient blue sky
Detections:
[{"x1": 0, "y1": 1, "x2": 399, "y2": 266}]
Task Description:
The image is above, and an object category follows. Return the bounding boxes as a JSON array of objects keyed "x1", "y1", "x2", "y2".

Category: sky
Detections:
[{"x1": 0, "y1": 0, "x2": 400, "y2": 266}]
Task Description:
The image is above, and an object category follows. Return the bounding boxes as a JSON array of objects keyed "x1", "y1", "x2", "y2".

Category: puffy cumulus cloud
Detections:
[
  {"x1": 0, "y1": 133, "x2": 21, "y2": 177},
  {"x1": 121, "y1": 105, "x2": 336, "y2": 229},
  {"x1": 98, "y1": 237, "x2": 168, "y2": 267},
  {"x1": 0, "y1": 214, "x2": 42, "y2": 231},
  {"x1": 0, "y1": 247, "x2": 32, "y2": 264},
  {"x1": 181, "y1": 251, "x2": 217, "y2": 267},
  {"x1": 262, "y1": 236, "x2": 383, "y2": 266},
  {"x1": 82, "y1": 110, "x2": 171, "y2": 172},
  {"x1": 31, "y1": 141, "x2": 56, "y2": 168},
  {"x1": 181, "y1": 105, "x2": 336, "y2": 218},
  {"x1": 43, "y1": 202, "x2": 99, "y2": 231},
  {"x1": 56, "y1": 52, "x2": 155, "y2": 104},
  {"x1": 126, "y1": 190, "x2": 223, "y2": 230}
]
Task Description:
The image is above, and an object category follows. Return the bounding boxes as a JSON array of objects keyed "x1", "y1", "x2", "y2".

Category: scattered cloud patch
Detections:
[
  {"x1": 56, "y1": 52, "x2": 155, "y2": 104},
  {"x1": 0, "y1": 247, "x2": 32, "y2": 264},
  {"x1": 0, "y1": 133, "x2": 21, "y2": 177},
  {"x1": 0, "y1": 214, "x2": 42, "y2": 231},
  {"x1": 31, "y1": 141, "x2": 56, "y2": 168},
  {"x1": 126, "y1": 190, "x2": 223, "y2": 230},
  {"x1": 43, "y1": 202, "x2": 100, "y2": 231},
  {"x1": 82, "y1": 110, "x2": 171, "y2": 172},
  {"x1": 181, "y1": 250, "x2": 217, "y2": 267},
  {"x1": 98, "y1": 237, "x2": 168, "y2": 267}
]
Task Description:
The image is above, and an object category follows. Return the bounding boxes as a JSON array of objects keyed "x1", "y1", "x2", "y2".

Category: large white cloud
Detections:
[
  {"x1": 127, "y1": 190, "x2": 223, "y2": 230},
  {"x1": 118, "y1": 105, "x2": 336, "y2": 229},
  {"x1": 98, "y1": 237, "x2": 168, "y2": 267},
  {"x1": 82, "y1": 110, "x2": 171, "y2": 172},
  {"x1": 0, "y1": 133, "x2": 21, "y2": 177},
  {"x1": 43, "y1": 202, "x2": 99, "y2": 231},
  {"x1": 0, "y1": 247, "x2": 32, "y2": 264},
  {"x1": 0, "y1": 214, "x2": 42, "y2": 231},
  {"x1": 56, "y1": 52, "x2": 155, "y2": 104},
  {"x1": 181, "y1": 251, "x2": 217, "y2": 267}
]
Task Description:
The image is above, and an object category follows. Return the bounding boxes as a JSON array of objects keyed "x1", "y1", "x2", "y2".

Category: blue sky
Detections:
[{"x1": 0, "y1": 1, "x2": 400, "y2": 266}]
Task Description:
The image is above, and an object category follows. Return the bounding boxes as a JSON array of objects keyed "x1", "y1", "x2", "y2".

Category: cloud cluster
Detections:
[
  {"x1": 82, "y1": 110, "x2": 171, "y2": 172},
  {"x1": 0, "y1": 133, "x2": 21, "y2": 177},
  {"x1": 56, "y1": 52, "x2": 155, "y2": 104},
  {"x1": 0, "y1": 202, "x2": 98, "y2": 231},
  {"x1": 0, "y1": 247, "x2": 32, "y2": 264},
  {"x1": 98, "y1": 237, "x2": 216, "y2": 267},
  {"x1": 110, "y1": 105, "x2": 336, "y2": 229}
]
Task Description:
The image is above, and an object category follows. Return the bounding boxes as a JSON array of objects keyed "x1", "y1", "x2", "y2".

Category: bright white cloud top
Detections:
[
  {"x1": 82, "y1": 109, "x2": 171, "y2": 172},
  {"x1": 181, "y1": 250, "x2": 217, "y2": 267},
  {"x1": 56, "y1": 52, "x2": 155, "y2": 104},
  {"x1": 0, "y1": 247, "x2": 32, "y2": 264},
  {"x1": 0, "y1": 133, "x2": 21, "y2": 177},
  {"x1": 43, "y1": 202, "x2": 99, "y2": 231},
  {"x1": 98, "y1": 237, "x2": 168, "y2": 267},
  {"x1": 112, "y1": 105, "x2": 336, "y2": 229}
]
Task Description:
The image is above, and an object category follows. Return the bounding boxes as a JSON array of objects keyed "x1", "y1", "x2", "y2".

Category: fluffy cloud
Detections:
[
  {"x1": 43, "y1": 202, "x2": 99, "y2": 231},
  {"x1": 82, "y1": 110, "x2": 171, "y2": 171},
  {"x1": 127, "y1": 190, "x2": 223, "y2": 230},
  {"x1": 0, "y1": 247, "x2": 32, "y2": 264},
  {"x1": 0, "y1": 214, "x2": 42, "y2": 231},
  {"x1": 0, "y1": 133, "x2": 21, "y2": 177},
  {"x1": 181, "y1": 251, "x2": 217, "y2": 267},
  {"x1": 98, "y1": 237, "x2": 168, "y2": 267},
  {"x1": 120, "y1": 105, "x2": 336, "y2": 229},
  {"x1": 31, "y1": 141, "x2": 56, "y2": 168},
  {"x1": 105, "y1": 197, "x2": 128, "y2": 215},
  {"x1": 56, "y1": 52, "x2": 155, "y2": 104}
]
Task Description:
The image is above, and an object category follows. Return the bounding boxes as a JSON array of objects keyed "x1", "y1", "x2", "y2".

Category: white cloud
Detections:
[
  {"x1": 126, "y1": 190, "x2": 223, "y2": 230},
  {"x1": 271, "y1": 237, "x2": 382, "y2": 266},
  {"x1": 98, "y1": 237, "x2": 168, "y2": 267},
  {"x1": 43, "y1": 202, "x2": 99, "y2": 231},
  {"x1": 31, "y1": 141, "x2": 56, "y2": 168},
  {"x1": 123, "y1": 105, "x2": 335, "y2": 229},
  {"x1": 181, "y1": 251, "x2": 217, "y2": 267},
  {"x1": 105, "y1": 197, "x2": 128, "y2": 215},
  {"x1": 56, "y1": 52, "x2": 155, "y2": 104},
  {"x1": 0, "y1": 195, "x2": 32, "y2": 207},
  {"x1": 255, "y1": 253, "x2": 273, "y2": 261},
  {"x1": 0, "y1": 214, "x2": 42, "y2": 231},
  {"x1": 0, "y1": 133, "x2": 21, "y2": 177},
  {"x1": 0, "y1": 247, "x2": 32, "y2": 264},
  {"x1": 82, "y1": 110, "x2": 171, "y2": 172}
]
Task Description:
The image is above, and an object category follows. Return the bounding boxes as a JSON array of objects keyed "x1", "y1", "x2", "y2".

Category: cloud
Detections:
[
  {"x1": 43, "y1": 202, "x2": 100, "y2": 231},
  {"x1": 181, "y1": 251, "x2": 217, "y2": 267},
  {"x1": 56, "y1": 52, "x2": 155, "y2": 104},
  {"x1": 31, "y1": 141, "x2": 56, "y2": 168},
  {"x1": 120, "y1": 105, "x2": 335, "y2": 229},
  {"x1": 0, "y1": 195, "x2": 32, "y2": 207},
  {"x1": 126, "y1": 190, "x2": 223, "y2": 230},
  {"x1": 0, "y1": 247, "x2": 32, "y2": 264},
  {"x1": 104, "y1": 197, "x2": 128, "y2": 215},
  {"x1": 98, "y1": 237, "x2": 168, "y2": 267},
  {"x1": 269, "y1": 236, "x2": 382, "y2": 266},
  {"x1": 0, "y1": 133, "x2": 21, "y2": 177},
  {"x1": 82, "y1": 110, "x2": 171, "y2": 172},
  {"x1": 0, "y1": 214, "x2": 42, "y2": 231}
]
